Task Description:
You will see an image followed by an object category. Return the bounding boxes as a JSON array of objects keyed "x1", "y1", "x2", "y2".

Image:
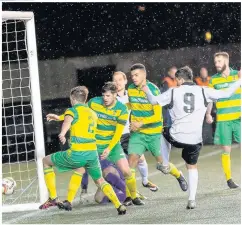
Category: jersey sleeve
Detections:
[
  {"x1": 208, "y1": 77, "x2": 214, "y2": 88},
  {"x1": 108, "y1": 105, "x2": 128, "y2": 150},
  {"x1": 204, "y1": 79, "x2": 241, "y2": 101},
  {"x1": 59, "y1": 108, "x2": 75, "y2": 121},
  {"x1": 117, "y1": 105, "x2": 129, "y2": 125},
  {"x1": 146, "y1": 88, "x2": 172, "y2": 106}
]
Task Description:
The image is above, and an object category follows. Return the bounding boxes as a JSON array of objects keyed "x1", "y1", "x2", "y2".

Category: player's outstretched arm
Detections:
[
  {"x1": 205, "y1": 102, "x2": 214, "y2": 124},
  {"x1": 205, "y1": 79, "x2": 241, "y2": 101},
  {"x1": 59, "y1": 115, "x2": 73, "y2": 145},
  {"x1": 46, "y1": 113, "x2": 61, "y2": 121},
  {"x1": 142, "y1": 85, "x2": 172, "y2": 106}
]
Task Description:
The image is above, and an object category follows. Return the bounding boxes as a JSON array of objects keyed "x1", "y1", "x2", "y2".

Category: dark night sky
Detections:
[{"x1": 2, "y1": 2, "x2": 241, "y2": 60}]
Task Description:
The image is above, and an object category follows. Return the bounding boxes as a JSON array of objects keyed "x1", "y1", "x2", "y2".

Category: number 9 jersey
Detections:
[
  {"x1": 146, "y1": 81, "x2": 240, "y2": 145},
  {"x1": 64, "y1": 103, "x2": 98, "y2": 151}
]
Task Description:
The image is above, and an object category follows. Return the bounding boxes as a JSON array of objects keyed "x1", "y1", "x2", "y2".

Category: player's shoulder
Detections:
[
  {"x1": 89, "y1": 96, "x2": 102, "y2": 105},
  {"x1": 72, "y1": 103, "x2": 90, "y2": 113},
  {"x1": 128, "y1": 83, "x2": 136, "y2": 90},
  {"x1": 89, "y1": 108, "x2": 98, "y2": 120},
  {"x1": 230, "y1": 68, "x2": 238, "y2": 75},
  {"x1": 211, "y1": 72, "x2": 221, "y2": 80},
  {"x1": 147, "y1": 81, "x2": 160, "y2": 95},
  {"x1": 116, "y1": 100, "x2": 128, "y2": 111}
]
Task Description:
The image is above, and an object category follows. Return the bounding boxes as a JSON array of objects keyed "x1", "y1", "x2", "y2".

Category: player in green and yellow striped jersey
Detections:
[
  {"x1": 206, "y1": 52, "x2": 241, "y2": 189},
  {"x1": 127, "y1": 63, "x2": 188, "y2": 192},
  {"x1": 41, "y1": 86, "x2": 126, "y2": 214},
  {"x1": 88, "y1": 82, "x2": 144, "y2": 205}
]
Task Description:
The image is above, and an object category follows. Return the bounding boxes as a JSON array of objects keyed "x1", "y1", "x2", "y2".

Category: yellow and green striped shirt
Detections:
[
  {"x1": 88, "y1": 97, "x2": 129, "y2": 150},
  {"x1": 209, "y1": 69, "x2": 241, "y2": 121},
  {"x1": 128, "y1": 81, "x2": 163, "y2": 135},
  {"x1": 64, "y1": 104, "x2": 98, "y2": 151}
]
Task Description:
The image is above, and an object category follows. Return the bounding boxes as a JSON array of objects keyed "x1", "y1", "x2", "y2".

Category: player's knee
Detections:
[
  {"x1": 128, "y1": 154, "x2": 139, "y2": 168},
  {"x1": 221, "y1": 145, "x2": 231, "y2": 153},
  {"x1": 94, "y1": 188, "x2": 105, "y2": 204},
  {"x1": 74, "y1": 167, "x2": 85, "y2": 174},
  {"x1": 42, "y1": 155, "x2": 51, "y2": 168},
  {"x1": 186, "y1": 163, "x2": 197, "y2": 169},
  {"x1": 94, "y1": 177, "x2": 105, "y2": 187},
  {"x1": 139, "y1": 154, "x2": 145, "y2": 162},
  {"x1": 102, "y1": 166, "x2": 116, "y2": 178}
]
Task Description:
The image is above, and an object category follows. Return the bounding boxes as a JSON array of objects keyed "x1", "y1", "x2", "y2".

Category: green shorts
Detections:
[
  {"x1": 128, "y1": 132, "x2": 161, "y2": 157},
  {"x1": 97, "y1": 143, "x2": 126, "y2": 164},
  {"x1": 214, "y1": 119, "x2": 241, "y2": 146},
  {"x1": 51, "y1": 149, "x2": 102, "y2": 180}
]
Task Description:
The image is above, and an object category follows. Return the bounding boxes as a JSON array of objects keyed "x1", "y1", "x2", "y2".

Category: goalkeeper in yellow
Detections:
[
  {"x1": 39, "y1": 86, "x2": 126, "y2": 215},
  {"x1": 206, "y1": 52, "x2": 241, "y2": 189}
]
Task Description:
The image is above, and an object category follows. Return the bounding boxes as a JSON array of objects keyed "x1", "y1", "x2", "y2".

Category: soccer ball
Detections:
[{"x1": 2, "y1": 177, "x2": 17, "y2": 195}]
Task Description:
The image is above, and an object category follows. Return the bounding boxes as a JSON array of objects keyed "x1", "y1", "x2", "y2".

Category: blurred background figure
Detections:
[
  {"x1": 161, "y1": 66, "x2": 178, "y2": 93},
  {"x1": 160, "y1": 66, "x2": 178, "y2": 129},
  {"x1": 195, "y1": 67, "x2": 211, "y2": 86}
]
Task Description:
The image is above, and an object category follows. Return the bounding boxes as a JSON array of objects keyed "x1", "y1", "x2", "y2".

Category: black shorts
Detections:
[
  {"x1": 163, "y1": 127, "x2": 202, "y2": 165},
  {"x1": 120, "y1": 133, "x2": 130, "y2": 155}
]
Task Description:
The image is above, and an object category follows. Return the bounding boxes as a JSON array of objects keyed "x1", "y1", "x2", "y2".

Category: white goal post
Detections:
[{"x1": 2, "y1": 11, "x2": 48, "y2": 212}]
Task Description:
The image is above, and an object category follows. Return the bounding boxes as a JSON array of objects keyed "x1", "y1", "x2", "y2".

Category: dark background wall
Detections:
[{"x1": 2, "y1": 3, "x2": 241, "y2": 158}]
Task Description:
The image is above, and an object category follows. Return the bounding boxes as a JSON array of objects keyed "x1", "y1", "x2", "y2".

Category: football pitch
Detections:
[{"x1": 2, "y1": 145, "x2": 241, "y2": 224}]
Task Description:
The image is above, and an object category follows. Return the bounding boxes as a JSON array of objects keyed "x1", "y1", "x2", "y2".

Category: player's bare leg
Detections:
[
  {"x1": 138, "y1": 155, "x2": 158, "y2": 192},
  {"x1": 186, "y1": 163, "x2": 198, "y2": 209},
  {"x1": 117, "y1": 156, "x2": 144, "y2": 205},
  {"x1": 221, "y1": 145, "x2": 239, "y2": 189}
]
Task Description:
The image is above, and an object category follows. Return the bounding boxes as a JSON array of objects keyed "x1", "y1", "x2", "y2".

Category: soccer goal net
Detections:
[{"x1": 2, "y1": 11, "x2": 48, "y2": 212}]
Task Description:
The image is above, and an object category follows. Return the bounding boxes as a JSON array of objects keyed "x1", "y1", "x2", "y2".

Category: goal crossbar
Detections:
[{"x1": 2, "y1": 11, "x2": 33, "y2": 20}]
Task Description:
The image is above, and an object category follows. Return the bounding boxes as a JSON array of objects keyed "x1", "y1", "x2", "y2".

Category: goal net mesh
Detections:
[{"x1": 2, "y1": 19, "x2": 40, "y2": 205}]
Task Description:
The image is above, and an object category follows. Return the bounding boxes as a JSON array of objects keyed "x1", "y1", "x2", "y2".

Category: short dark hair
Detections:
[
  {"x1": 101, "y1": 81, "x2": 117, "y2": 94},
  {"x1": 70, "y1": 86, "x2": 89, "y2": 103},
  {"x1": 130, "y1": 63, "x2": 146, "y2": 72},
  {"x1": 175, "y1": 66, "x2": 193, "y2": 80}
]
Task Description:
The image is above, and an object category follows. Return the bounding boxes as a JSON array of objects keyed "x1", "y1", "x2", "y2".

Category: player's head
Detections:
[
  {"x1": 70, "y1": 86, "x2": 89, "y2": 106},
  {"x1": 175, "y1": 66, "x2": 193, "y2": 85},
  {"x1": 214, "y1": 52, "x2": 229, "y2": 73},
  {"x1": 130, "y1": 63, "x2": 146, "y2": 87},
  {"x1": 200, "y1": 67, "x2": 208, "y2": 79},
  {"x1": 101, "y1": 82, "x2": 117, "y2": 107},
  {"x1": 168, "y1": 66, "x2": 177, "y2": 79},
  {"x1": 112, "y1": 71, "x2": 127, "y2": 92}
]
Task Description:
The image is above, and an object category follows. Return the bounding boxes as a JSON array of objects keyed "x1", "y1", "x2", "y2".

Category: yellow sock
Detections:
[
  {"x1": 67, "y1": 171, "x2": 83, "y2": 203},
  {"x1": 101, "y1": 182, "x2": 121, "y2": 209},
  {"x1": 221, "y1": 153, "x2": 231, "y2": 181},
  {"x1": 125, "y1": 168, "x2": 137, "y2": 199},
  {"x1": 44, "y1": 167, "x2": 57, "y2": 199},
  {"x1": 169, "y1": 162, "x2": 181, "y2": 178},
  {"x1": 125, "y1": 185, "x2": 131, "y2": 198}
]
